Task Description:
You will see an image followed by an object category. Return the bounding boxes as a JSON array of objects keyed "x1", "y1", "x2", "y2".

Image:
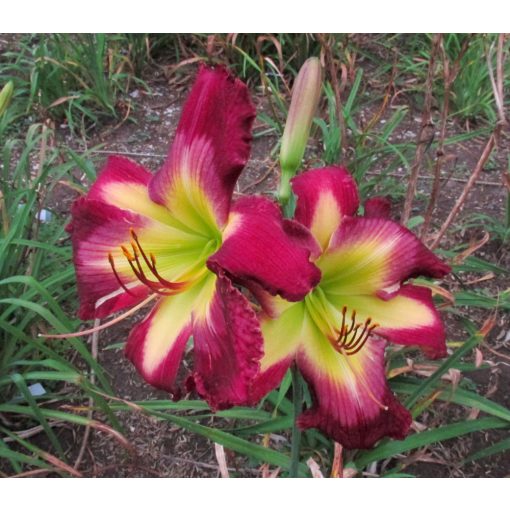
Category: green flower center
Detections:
[
  {"x1": 304, "y1": 285, "x2": 378, "y2": 357},
  {"x1": 109, "y1": 227, "x2": 220, "y2": 298}
]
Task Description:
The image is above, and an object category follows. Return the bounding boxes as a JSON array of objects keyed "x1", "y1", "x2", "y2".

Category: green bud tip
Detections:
[
  {"x1": 278, "y1": 58, "x2": 322, "y2": 203},
  {"x1": 0, "y1": 81, "x2": 14, "y2": 117}
]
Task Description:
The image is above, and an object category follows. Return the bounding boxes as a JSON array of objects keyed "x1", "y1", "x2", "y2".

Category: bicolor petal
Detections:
[
  {"x1": 252, "y1": 288, "x2": 414, "y2": 448},
  {"x1": 319, "y1": 216, "x2": 450, "y2": 296},
  {"x1": 68, "y1": 198, "x2": 208, "y2": 320},
  {"x1": 149, "y1": 66, "x2": 256, "y2": 232},
  {"x1": 192, "y1": 272, "x2": 264, "y2": 409},
  {"x1": 328, "y1": 284, "x2": 447, "y2": 359},
  {"x1": 207, "y1": 196, "x2": 321, "y2": 302},
  {"x1": 249, "y1": 302, "x2": 306, "y2": 402},
  {"x1": 85, "y1": 155, "x2": 191, "y2": 231},
  {"x1": 292, "y1": 166, "x2": 360, "y2": 251},
  {"x1": 297, "y1": 331, "x2": 411, "y2": 449},
  {"x1": 68, "y1": 198, "x2": 150, "y2": 320},
  {"x1": 124, "y1": 292, "x2": 195, "y2": 394}
]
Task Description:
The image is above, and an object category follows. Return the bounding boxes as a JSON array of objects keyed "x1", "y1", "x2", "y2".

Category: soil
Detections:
[{"x1": 5, "y1": 47, "x2": 510, "y2": 478}]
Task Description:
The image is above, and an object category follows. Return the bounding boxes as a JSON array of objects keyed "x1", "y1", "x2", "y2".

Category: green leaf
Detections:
[
  {"x1": 9, "y1": 374, "x2": 65, "y2": 458},
  {"x1": 393, "y1": 380, "x2": 510, "y2": 422},
  {"x1": 354, "y1": 417, "x2": 509, "y2": 470},
  {"x1": 235, "y1": 416, "x2": 293, "y2": 435},
  {"x1": 404, "y1": 330, "x2": 482, "y2": 409},
  {"x1": 0, "y1": 441, "x2": 51, "y2": 472},
  {"x1": 406, "y1": 215, "x2": 424, "y2": 229},
  {"x1": 461, "y1": 437, "x2": 510, "y2": 465},
  {"x1": 145, "y1": 409, "x2": 308, "y2": 476}
]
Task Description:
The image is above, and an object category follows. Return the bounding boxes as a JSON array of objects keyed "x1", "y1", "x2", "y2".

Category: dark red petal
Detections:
[
  {"x1": 291, "y1": 166, "x2": 360, "y2": 250},
  {"x1": 364, "y1": 196, "x2": 391, "y2": 219},
  {"x1": 249, "y1": 358, "x2": 293, "y2": 403},
  {"x1": 297, "y1": 336, "x2": 412, "y2": 449},
  {"x1": 149, "y1": 66, "x2": 256, "y2": 228},
  {"x1": 72, "y1": 155, "x2": 179, "y2": 227},
  {"x1": 67, "y1": 156, "x2": 204, "y2": 320},
  {"x1": 207, "y1": 195, "x2": 321, "y2": 302},
  {"x1": 192, "y1": 272, "x2": 264, "y2": 410},
  {"x1": 282, "y1": 218, "x2": 322, "y2": 260}
]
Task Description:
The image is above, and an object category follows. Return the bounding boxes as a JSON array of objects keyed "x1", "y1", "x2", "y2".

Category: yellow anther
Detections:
[
  {"x1": 109, "y1": 228, "x2": 190, "y2": 297},
  {"x1": 121, "y1": 245, "x2": 135, "y2": 261}
]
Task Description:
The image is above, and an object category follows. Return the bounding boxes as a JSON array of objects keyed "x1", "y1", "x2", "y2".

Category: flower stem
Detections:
[
  {"x1": 282, "y1": 191, "x2": 297, "y2": 219},
  {"x1": 289, "y1": 363, "x2": 303, "y2": 478}
]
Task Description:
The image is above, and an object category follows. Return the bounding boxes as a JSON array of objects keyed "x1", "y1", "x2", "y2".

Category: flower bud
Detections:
[
  {"x1": 279, "y1": 58, "x2": 322, "y2": 204},
  {"x1": 0, "y1": 81, "x2": 14, "y2": 117}
]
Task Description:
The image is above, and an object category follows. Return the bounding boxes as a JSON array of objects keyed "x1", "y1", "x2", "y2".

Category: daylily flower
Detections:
[
  {"x1": 250, "y1": 166, "x2": 451, "y2": 448},
  {"x1": 67, "y1": 66, "x2": 320, "y2": 409}
]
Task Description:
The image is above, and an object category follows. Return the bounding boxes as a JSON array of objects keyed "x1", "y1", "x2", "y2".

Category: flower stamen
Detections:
[
  {"x1": 326, "y1": 306, "x2": 388, "y2": 411},
  {"x1": 109, "y1": 229, "x2": 189, "y2": 296},
  {"x1": 108, "y1": 252, "x2": 136, "y2": 296},
  {"x1": 330, "y1": 307, "x2": 379, "y2": 356},
  {"x1": 129, "y1": 228, "x2": 180, "y2": 288}
]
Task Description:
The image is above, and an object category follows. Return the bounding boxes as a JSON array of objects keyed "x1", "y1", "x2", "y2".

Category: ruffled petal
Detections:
[
  {"x1": 207, "y1": 196, "x2": 321, "y2": 302},
  {"x1": 68, "y1": 198, "x2": 207, "y2": 320},
  {"x1": 319, "y1": 216, "x2": 450, "y2": 296},
  {"x1": 364, "y1": 196, "x2": 391, "y2": 219},
  {"x1": 149, "y1": 66, "x2": 256, "y2": 232},
  {"x1": 282, "y1": 218, "x2": 323, "y2": 261},
  {"x1": 249, "y1": 302, "x2": 306, "y2": 402},
  {"x1": 291, "y1": 166, "x2": 360, "y2": 251},
  {"x1": 191, "y1": 272, "x2": 264, "y2": 410},
  {"x1": 296, "y1": 325, "x2": 411, "y2": 449}
]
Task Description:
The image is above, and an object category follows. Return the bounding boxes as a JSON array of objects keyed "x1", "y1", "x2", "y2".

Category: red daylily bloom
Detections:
[
  {"x1": 67, "y1": 67, "x2": 320, "y2": 409},
  {"x1": 250, "y1": 166, "x2": 451, "y2": 448}
]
